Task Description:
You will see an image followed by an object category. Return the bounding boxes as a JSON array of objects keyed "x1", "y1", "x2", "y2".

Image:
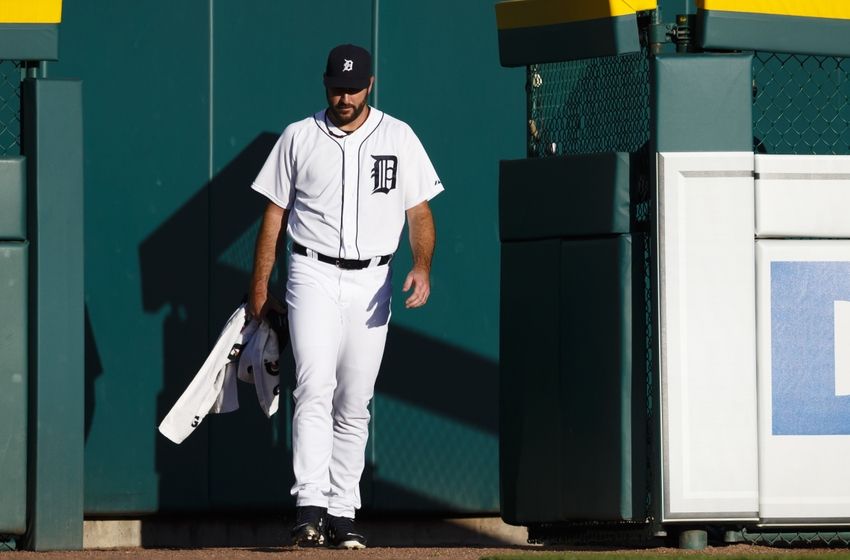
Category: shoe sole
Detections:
[
  {"x1": 293, "y1": 536, "x2": 324, "y2": 547},
  {"x1": 292, "y1": 528, "x2": 324, "y2": 547}
]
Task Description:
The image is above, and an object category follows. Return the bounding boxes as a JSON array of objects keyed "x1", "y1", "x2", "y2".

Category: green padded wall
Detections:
[
  {"x1": 500, "y1": 240, "x2": 562, "y2": 524},
  {"x1": 205, "y1": 1, "x2": 373, "y2": 511},
  {"x1": 652, "y1": 53, "x2": 753, "y2": 153},
  {"x1": 0, "y1": 24, "x2": 58, "y2": 61},
  {"x1": 0, "y1": 158, "x2": 26, "y2": 240},
  {"x1": 500, "y1": 153, "x2": 633, "y2": 241},
  {"x1": 49, "y1": 0, "x2": 524, "y2": 515},
  {"x1": 52, "y1": 0, "x2": 212, "y2": 514},
  {"x1": 0, "y1": 156, "x2": 27, "y2": 537},
  {"x1": 558, "y1": 235, "x2": 646, "y2": 520},
  {"x1": 498, "y1": 13, "x2": 643, "y2": 67},
  {"x1": 23, "y1": 78, "x2": 84, "y2": 551},
  {"x1": 0, "y1": 242, "x2": 27, "y2": 535},
  {"x1": 373, "y1": 0, "x2": 523, "y2": 513},
  {"x1": 699, "y1": 10, "x2": 850, "y2": 58},
  {"x1": 500, "y1": 235, "x2": 647, "y2": 523}
]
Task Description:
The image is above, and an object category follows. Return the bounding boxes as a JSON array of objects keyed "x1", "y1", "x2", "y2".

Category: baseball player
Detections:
[{"x1": 247, "y1": 44, "x2": 442, "y2": 549}]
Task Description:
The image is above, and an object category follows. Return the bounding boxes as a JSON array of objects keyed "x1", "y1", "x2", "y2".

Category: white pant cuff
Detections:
[
  {"x1": 296, "y1": 496, "x2": 329, "y2": 509},
  {"x1": 327, "y1": 505, "x2": 356, "y2": 518}
]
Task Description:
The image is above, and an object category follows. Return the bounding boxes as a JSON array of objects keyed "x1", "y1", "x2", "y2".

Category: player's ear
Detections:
[{"x1": 367, "y1": 76, "x2": 375, "y2": 95}]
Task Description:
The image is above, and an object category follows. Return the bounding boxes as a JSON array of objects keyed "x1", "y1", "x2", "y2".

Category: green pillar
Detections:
[
  {"x1": 499, "y1": 154, "x2": 647, "y2": 524},
  {"x1": 0, "y1": 157, "x2": 28, "y2": 537},
  {"x1": 22, "y1": 79, "x2": 85, "y2": 551}
]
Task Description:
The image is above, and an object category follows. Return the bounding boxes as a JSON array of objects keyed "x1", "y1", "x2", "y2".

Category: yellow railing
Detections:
[
  {"x1": 697, "y1": 0, "x2": 850, "y2": 21},
  {"x1": 0, "y1": 0, "x2": 62, "y2": 23},
  {"x1": 497, "y1": 0, "x2": 657, "y2": 30}
]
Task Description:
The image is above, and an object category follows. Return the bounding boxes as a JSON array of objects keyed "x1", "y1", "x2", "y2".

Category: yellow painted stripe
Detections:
[
  {"x1": 497, "y1": 0, "x2": 657, "y2": 30},
  {"x1": 0, "y1": 0, "x2": 62, "y2": 23},
  {"x1": 697, "y1": 0, "x2": 850, "y2": 21}
]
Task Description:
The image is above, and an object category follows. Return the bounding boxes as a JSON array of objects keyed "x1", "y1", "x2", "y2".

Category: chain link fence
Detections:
[
  {"x1": 742, "y1": 529, "x2": 850, "y2": 547},
  {"x1": 525, "y1": 51, "x2": 652, "y2": 220},
  {"x1": 525, "y1": 48, "x2": 656, "y2": 529},
  {"x1": 0, "y1": 60, "x2": 22, "y2": 156},
  {"x1": 754, "y1": 52, "x2": 850, "y2": 155},
  {"x1": 527, "y1": 51, "x2": 650, "y2": 158}
]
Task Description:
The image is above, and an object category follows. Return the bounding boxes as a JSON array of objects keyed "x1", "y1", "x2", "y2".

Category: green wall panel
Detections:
[
  {"x1": 500, "y1": 240, "x2": 562, "y2": 525},
  {"x1": 373, "y1": 0, "x2": 524, "y2": 513},
  {"x1": 0, "y1": 157, "x2": 26, "y2": 240},
  {"x1": 652, "y1": 53, "x2": 753, "y2": 153},
  {"x1": 50, "y1": 0, "x2": 211, "y2": 514},
  {"x1": 498, "y1": 13, "x2": 642, "y2": 67},
  {"x1": 699, "y1": 10, "x2": 850, "y2": 58},
  {"x1": 499, "y1": 153, "x2": 633, "y2": 241},
  {"x1": 23, "y1": 78, "x2": 84, "y2": 551},
  {"x1": 500, "y1": 236, "x2": 647, "y2": 524},
  {"x1": 46, "y1": 0, "x2": 523, "y2": 517},
  {"x1": 0, "y1": 24, "x2": 58, "y2": 61},
  {"x1": 206, "y1": 1, "x2": 373, "y2": 511},
  {"x1": 377, "y1": 0, "x2": 524, "y2": 360},
  {"x1": 0, "y1": 242, "x2": 27, "y2": 535},
  {"x1": 558, "y1": 235, "x2": 646, "y2": 520}
]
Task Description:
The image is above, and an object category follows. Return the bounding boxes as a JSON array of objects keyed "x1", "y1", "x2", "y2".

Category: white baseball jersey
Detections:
[
  {"x1": 251, "y1": 108, "x2": 444, "y2": 259},
  {"x1": 250, "y1": 106, "x2": 442, "y2": 518}
]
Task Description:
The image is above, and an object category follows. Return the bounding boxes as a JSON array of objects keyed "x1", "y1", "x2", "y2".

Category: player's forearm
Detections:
[
  {"x1": 250, "y1": 204, "x2": 288, "y2": 297},
  {"x1": 407, "y1": 202, "x2": 435, "y2": 272}
]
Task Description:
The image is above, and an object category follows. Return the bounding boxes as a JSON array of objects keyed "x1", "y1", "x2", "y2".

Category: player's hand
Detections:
[
  {"x1": 248, "y1": 291, "x2": 285, "y2": 324},
  {"x1": 247, "y1": 290, "x2": 268, "y2": 324},
  {"x1": 402, "y1": 266, "x2": 430, "y2": 308}
]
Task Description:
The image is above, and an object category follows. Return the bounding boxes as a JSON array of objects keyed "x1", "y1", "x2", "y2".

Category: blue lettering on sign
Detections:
[{"x1": 772, "y1": 261, "x2": 850, "y2": 435}]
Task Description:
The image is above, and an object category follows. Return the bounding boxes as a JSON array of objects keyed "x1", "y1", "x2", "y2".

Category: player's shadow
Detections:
[
  {"x1": 366, "y1": 329, "x2": 499, "y2": 513},
  {"x1": 139, "y1": 133, "x2": 296, "y2": 513},
  {"x1": 138, "y1": 134, "x2": 499, "y2": 525}
]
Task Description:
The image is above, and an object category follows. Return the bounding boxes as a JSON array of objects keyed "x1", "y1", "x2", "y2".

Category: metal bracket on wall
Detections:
[
  {"x1": 649, "y1": 14, "x2": 698, "y2": 54},
  {"x1": 21, "y1": 61, "x2": 40, "y2": 79}
]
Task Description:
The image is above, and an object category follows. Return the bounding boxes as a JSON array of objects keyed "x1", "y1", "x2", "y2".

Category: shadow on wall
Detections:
[
  {"x1": 84, "y1": 306, "x2": 103, "y2": 441},
  {"x1": 380, "y1": 328, "x2": 497, "y2": 435},
  {"x1": 138, "y1": 133, "x2": 280, "y2": 512},
  {"x1": 116, "y1": 133, "x2": 499, "y2": 515}
]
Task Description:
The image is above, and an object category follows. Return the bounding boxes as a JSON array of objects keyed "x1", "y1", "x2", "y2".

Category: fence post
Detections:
[{"x1": 22, "y1": 77, "x2": 84, "y2": 552}]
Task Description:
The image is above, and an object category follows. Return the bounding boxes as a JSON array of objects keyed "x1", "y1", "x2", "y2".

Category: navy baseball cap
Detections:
[{"x1": 323, "y1": 44, "x2": 372, "y2": 90}]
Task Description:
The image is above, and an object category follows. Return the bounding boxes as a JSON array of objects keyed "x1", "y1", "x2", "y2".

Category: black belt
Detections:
[{"x1": 292, "y1": 242, "x2": 392, "y2": 270}]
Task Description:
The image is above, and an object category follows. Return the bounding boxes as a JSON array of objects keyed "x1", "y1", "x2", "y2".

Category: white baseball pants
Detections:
[{"x1": 285, "y1": 252, "x2": 392, "y2": 518}]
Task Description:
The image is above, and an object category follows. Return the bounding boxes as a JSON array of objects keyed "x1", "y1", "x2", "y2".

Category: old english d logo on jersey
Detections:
[{"x1": 371, "y1": 155, "x2": 397, "y2": 194}]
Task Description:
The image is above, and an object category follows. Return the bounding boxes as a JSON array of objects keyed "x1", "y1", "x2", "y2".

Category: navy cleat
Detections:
[
  {"x1": 290, "y1": 505, "x2": 326, "y2": 547},
  {"x1": 326, "y1": 514, "x2": 366, "y2": 549}
]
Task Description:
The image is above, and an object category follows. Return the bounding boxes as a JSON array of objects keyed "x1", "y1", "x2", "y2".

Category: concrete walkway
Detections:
[{"x1": 80, "y1": 517, "x2": 528, "y2": 549}]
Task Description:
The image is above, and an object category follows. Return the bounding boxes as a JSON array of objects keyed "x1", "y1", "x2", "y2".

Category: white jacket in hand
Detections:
[{"x1": 158, "y1": 304, "x2": 284, "y2": 444}]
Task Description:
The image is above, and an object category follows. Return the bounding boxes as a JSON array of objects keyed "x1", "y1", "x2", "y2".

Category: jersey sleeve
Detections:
[
  {"x1": 403, "y1": 127, "x2": 444, "y2": 210},
  {"x1": 251, "y1": 126, "x2": 297, "y2": 209}
]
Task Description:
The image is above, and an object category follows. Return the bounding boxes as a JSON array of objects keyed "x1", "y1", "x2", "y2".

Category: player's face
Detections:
[{"x1": 326, "y1": 80, "x2": 372, "y2": 128}]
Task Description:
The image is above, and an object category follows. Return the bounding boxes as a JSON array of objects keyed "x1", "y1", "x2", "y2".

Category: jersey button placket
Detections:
[{"x1": 341, "y1": 139, "x2": 359, "y2": 260}]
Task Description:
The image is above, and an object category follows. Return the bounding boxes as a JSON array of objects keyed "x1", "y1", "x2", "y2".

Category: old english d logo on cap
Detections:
[{"x1": 324, "y1": 44, "x2": 372, "y2": 89}]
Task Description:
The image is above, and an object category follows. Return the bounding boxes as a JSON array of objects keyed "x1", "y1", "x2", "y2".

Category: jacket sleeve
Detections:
[{"x1": 158, "y1": 306, "x2": 255, "y2": 444}]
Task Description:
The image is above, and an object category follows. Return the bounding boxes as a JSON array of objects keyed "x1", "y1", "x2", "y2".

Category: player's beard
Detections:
[{"x1": 328, "y1": 97, "x2": 368, "y2": 127}]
